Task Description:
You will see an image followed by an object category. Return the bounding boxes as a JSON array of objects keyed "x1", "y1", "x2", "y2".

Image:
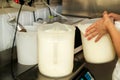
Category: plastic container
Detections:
[
  {"x1": 77, "y1": 19, "x2": 115, "y2": 64},
  {"x1": 115, "y1": 21, "x2": 120, "y2": 31},
  {"x1": 37, "y1": 22, "x2": 75, "y2": 77},
  {"x1": 16, "y1": 26, "x2": 38, "y2": 65}
]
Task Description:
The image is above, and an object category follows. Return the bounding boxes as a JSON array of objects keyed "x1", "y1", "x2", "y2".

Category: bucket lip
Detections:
[
  {"x1": 77, "y1": 23, "x2": 92, "y2": 34},
  {"x1": 18, "y1": 25, "x2": 38, "y2": 32},
  {"x1": 38, "y1": 22, "x2": 75, "y2": 33}
]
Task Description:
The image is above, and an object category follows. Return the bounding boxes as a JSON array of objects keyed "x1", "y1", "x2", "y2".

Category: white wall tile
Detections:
[{"x1": 2, "y1": 14, "x2": 15, "y2": 51}]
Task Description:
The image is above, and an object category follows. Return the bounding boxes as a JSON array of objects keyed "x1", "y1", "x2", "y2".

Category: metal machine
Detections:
[{"x1": 62, "y1": 0, "x2": 120, "y2": 18}]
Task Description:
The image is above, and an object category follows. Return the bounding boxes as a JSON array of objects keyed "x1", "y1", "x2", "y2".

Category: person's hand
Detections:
[
  {"x1": 84, "y1": 11, "x2": 112, "y2": 42},
  {"x1": 85, "y1": 11, "x2": 115, "y2": 42},
  {"x1": 108, "y1": 12, "x2": 120, "y2": 21},
  {"x1": 85, "y1": 18, "x2": 108, "y2": 42},
  {"x1": 103, "y1": 11, "x2": 115, "y2": 28}
]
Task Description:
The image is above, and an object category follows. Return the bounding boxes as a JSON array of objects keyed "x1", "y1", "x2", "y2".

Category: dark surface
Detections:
[
  {"x1": 0, "y1": 60, "x2": 85, "y2": 80},
  {"x1": 0, "y1": 52, "x2": 118, "y2": 80},
  {"x1": 85, "y1": 57, "x2": 118, "y2": 80},
  {"x1": 0, "y1": 62, "x2": 35, "y2": 80}
]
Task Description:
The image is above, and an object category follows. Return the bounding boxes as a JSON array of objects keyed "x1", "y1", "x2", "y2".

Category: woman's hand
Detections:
[
  {"x1": 84, "y1": 11, "x2": 113, "y2": 42},
  {"x1": 108, "y1": 13, "x2": 120, "y2": 21},
  {"x1": 85, "y1": 18, "x2": 108, "y2": 42}
]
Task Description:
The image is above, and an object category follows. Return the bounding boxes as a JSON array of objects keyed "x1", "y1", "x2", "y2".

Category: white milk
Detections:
[
  {"x1": 38, "y1": 22, "x2": 75, "y2": 77},
  {"x1": 78, "y1": 22, "x2": 115, "y2": 64}
]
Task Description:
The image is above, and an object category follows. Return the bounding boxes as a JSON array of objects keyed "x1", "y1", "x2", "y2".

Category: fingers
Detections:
[
  {"x1": 103, "y1": 11, "x2": 108, "y2": 15},
  {"x1": 103, "y1": 11, "x2": 114, "y2": 27},
  {"x1": 103, "y1": 11, "x2": 112, "y2": 21},
  {"x1": 87, "y1": 32, "x2": 104, "y2": 42},
  {"x1": 85, "y1": 26, "x2": 96, "y2": 37},
  {"x1": 85, "y1": 20, "x2": 100, "y2": 37},
  {"x1": 108, "y1": 13, "x2": 114, "y2": 18},
  {"x1": 108, "y1": 12, "x2": 118, "y2": 20},
  {"x1": 85, "y1": 23, "x2": 96, "y2": 32},
  {"x1": 95, "y1": 33, "x2": 103, "y2": 42},
  {"x1": 87, "y1": 31, "x2": 98, "y2": 40},
  {"x1": 84, "y1": 14, "x2": 107, "y2": 42},
  {"x1": 85, "y1": 19, "x2": 102, "y2": 38},
  {"x1": 103, "y1": 12, "x2": 109, "y2": 19},
  {"x1": 85, "y1": 20, "x2": 100, "y2": 41}
]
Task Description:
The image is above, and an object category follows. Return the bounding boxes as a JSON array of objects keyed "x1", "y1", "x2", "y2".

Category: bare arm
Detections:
[{"x1": 104, "y1": 13, "x2": 120, "y2": 57}]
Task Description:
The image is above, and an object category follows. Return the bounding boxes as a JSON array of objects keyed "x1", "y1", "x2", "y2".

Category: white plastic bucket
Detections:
[
  {"x1": 38, "y1": 22, "x2": 75, "y2": 77},
  {"x1": 16, "y1": 26, "x2": 38, "y2": 65},
  {"x1": 77, "y1": 19, "x2": 115, "y2": 64}
]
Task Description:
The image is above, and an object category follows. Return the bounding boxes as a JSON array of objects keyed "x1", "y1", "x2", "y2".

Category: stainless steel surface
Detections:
[
  {"x1": 62, "y1": 0, "x2": 92, "y2": 17},
  {"x1": 62, "y1": 0, "x2": 120, "y2": 18}
]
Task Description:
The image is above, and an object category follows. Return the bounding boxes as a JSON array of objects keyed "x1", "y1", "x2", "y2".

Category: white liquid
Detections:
[
  {"x1": 38, "y1": 30, "x2": 75, "y2": 77},
  {"x1": 79, "y1": 24, "x2": 115, "y2": 64}
]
